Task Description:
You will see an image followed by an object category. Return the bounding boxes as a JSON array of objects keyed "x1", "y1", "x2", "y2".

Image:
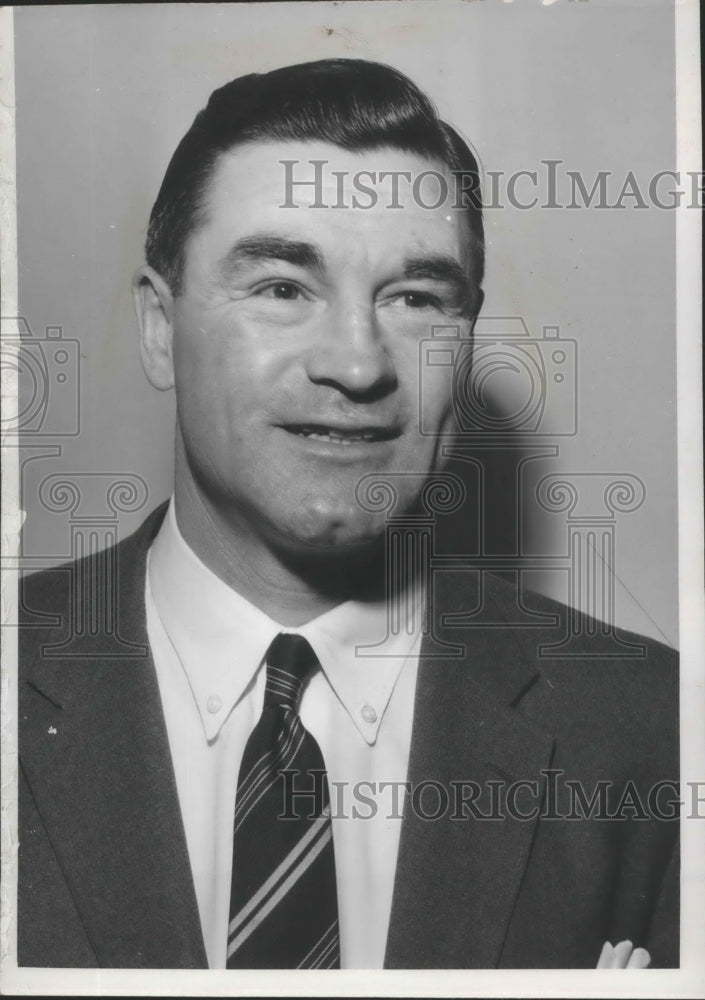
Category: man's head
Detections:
[
  {"x1": 145, "y1": 59, "x2": 484, "y2": 299},
  {"x1": 133, "y1": 59, "x2": 484, "y2": 569}
]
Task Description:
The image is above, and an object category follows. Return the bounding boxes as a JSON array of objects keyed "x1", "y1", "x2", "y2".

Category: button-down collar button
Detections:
[
  {"x1": 361, "y1": 703, "x2": 377, "y2": 724},
  {"x1": 206, "y1": 694, "x2": 222, "y2": 714}
]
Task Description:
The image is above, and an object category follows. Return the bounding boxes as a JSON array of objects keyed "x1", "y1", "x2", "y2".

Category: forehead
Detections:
[{"x1": 191, "y1": 139, "x2": 470, "y2": 268}]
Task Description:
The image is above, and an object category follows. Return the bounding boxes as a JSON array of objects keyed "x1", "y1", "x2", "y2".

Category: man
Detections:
[{"x1": 18, "y1": 58, "x2": 678, "y2": 970}]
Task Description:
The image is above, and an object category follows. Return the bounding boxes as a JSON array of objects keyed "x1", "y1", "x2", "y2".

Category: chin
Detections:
[{"x1": 277, "y1": 509, "x2": 387, "y2": 557}]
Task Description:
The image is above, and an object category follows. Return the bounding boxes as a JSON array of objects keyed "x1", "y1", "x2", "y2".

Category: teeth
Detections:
[
  {"x1": 311, "y1": 433, "x2": 353, "y2": 444},
  {"x1": 295, "y1": 427, "x2": 378, "y2": 444}
]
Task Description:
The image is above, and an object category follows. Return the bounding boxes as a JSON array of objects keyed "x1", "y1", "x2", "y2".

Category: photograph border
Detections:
[{"x1": 1, "y1": 2, "x2": 702, "y2": 996}]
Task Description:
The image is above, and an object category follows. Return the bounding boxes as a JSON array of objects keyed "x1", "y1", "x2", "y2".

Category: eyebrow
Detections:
[
  {"x1": 402, "y1": 253, "x2": 469, "y2": 289},
  {"x1": 218, "y1": 234, "x2": 324, "y2": 276}
]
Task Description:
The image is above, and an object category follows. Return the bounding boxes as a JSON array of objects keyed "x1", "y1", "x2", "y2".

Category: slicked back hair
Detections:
[{"x1": 145, "y1": 58, "x2": 484, "y2": 303}]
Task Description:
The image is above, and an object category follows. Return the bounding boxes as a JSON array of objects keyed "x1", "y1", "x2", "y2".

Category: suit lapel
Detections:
[
  {"x1": 21, "y1": 504, "x2": 208, "y2": 968},
  {"x1": 385, "y1": 572, "x2": 555, "y2": 969}
]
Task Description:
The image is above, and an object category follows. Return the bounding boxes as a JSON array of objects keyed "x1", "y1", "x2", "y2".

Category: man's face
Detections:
[{"x1": 168, "y1": 140, "x2": 477, "y2": 554}]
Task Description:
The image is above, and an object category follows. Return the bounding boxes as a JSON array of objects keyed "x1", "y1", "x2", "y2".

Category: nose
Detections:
[{"x1": 305, "y1": 301, "x2": 397, "y2": 401}]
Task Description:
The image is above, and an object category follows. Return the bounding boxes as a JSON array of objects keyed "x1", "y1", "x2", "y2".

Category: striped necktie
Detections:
[{"x1": 226, "y1": 633, "x2": 341, "y2": 969}]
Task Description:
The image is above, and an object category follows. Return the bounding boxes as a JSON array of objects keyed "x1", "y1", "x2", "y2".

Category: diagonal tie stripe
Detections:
[
  {"x1": 235, "y1": 714, "x2": 301, "y2": 803},
  {"x1": 233, "y1": 720, "x2": 305, "y2": 832},
  {"x1": 228, "y1": 809, "x2": 331, "y2": 939},
  {"x1": 266, "y1": 666, "x2": 303, "y2": 700},
  {"x1": 227, "y1": 822, "x2": 333, "y2": 958},
  {"x1": 298, "y1": 919, "x2": 340, "y2": 969},
  {"x1": 226, "y1": 634, "x2": 341, "y2": 969}
]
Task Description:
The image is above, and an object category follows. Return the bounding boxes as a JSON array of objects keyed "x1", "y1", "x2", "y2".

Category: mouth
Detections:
[{"x1": 283, "y1": 423, "x2": 400, "y2": 446}]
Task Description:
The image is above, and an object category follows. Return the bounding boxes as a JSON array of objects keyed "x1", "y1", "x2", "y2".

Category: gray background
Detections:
[{"x1": 14, "y1": 0, "x2": 678, "y2": 646}]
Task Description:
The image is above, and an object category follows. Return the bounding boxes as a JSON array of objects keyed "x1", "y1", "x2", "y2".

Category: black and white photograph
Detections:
[{"x1": 1, "y1": 1, "x2": 702, "y2": 995}]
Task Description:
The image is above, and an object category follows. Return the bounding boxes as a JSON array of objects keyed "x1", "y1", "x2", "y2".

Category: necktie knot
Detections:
[{"x1": 264, "y1": 633, "x2": 318, "y2": 711}]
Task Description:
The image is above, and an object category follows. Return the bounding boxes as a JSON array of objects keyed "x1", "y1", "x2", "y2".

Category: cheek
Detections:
[
  {"x1": 396, "y1": 347, "x2": 454, "y2": 436},
  {"x1": 173, "y1": 319, "x2": 246, "y2": 405},
  {"x1": 174, "y1": 306, "x2": 297, "y2": 394},
  {"x1": 172, "y1": 346, "x2": 241, "y2": 460}
]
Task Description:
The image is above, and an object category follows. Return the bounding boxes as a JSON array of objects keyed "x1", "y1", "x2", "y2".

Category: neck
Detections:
[{"x1": 173, "y1": 459, "x2": 386, "y2": 628}]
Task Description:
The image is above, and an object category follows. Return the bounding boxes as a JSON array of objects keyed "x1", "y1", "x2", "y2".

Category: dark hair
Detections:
[{"x1": 146, "y1": 58, "x2": 484, "y2": 301}]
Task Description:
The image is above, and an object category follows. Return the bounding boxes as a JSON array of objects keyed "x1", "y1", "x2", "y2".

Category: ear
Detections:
[{"x1": 132, "y1": 265, "x2": 176, "y2": 390}]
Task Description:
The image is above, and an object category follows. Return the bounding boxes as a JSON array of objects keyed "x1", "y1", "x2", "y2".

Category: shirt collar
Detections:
[
  {"x1": 298, "y1": 600, "x2": 421, "y2": 745},
  {"x1": 148, "y1": 498, "x2": 423, "y2": 745}
]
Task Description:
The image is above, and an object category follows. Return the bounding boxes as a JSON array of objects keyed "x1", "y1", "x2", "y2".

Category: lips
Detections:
[{"x1": 284, "y1": 423, "x2": 400, "y2": 445}]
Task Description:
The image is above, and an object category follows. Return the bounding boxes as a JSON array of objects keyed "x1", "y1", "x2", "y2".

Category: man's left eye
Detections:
[{"x1": 257, "y1": 282, "x2": 304, "y2": 300}]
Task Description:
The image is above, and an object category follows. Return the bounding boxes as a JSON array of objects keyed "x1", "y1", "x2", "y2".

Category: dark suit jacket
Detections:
[{"x1": 18, "y1": 503, "x2": 679, "y2": 968}]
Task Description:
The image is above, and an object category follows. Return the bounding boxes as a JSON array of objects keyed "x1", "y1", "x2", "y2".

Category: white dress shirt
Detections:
[{"x1": 145, "y1": 499, "x2": 422, "y2": 969}]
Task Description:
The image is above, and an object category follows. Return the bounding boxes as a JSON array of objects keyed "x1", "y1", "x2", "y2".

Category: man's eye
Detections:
[
  {"x1": 398, "y1": 291, "x2": 440, "y2": 309},
  {"x1": 258, "y1": 282, "x2": 303, "y2": 301}
]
